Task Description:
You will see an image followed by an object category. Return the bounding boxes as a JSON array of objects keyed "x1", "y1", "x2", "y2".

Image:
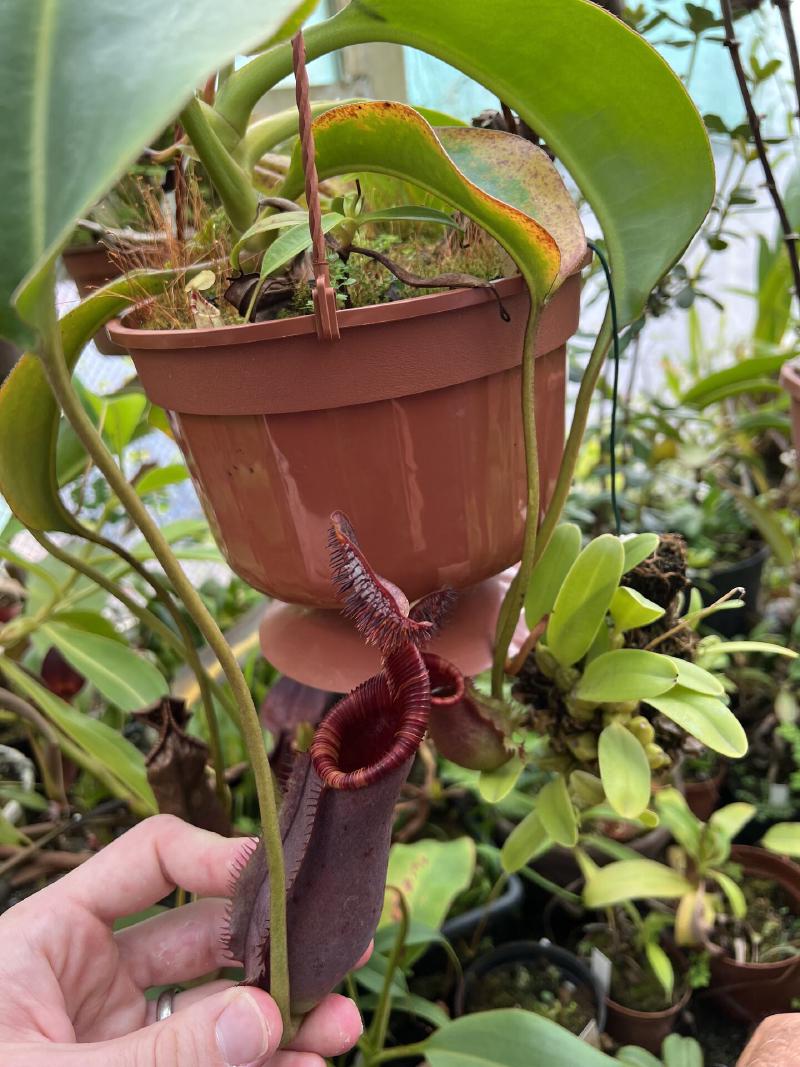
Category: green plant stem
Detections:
[
  {"x1": 34, "y1": 297, "x2": 292, "y2": 1029},
  {"x1": 180, "y1": 97, "x2": 259, "y2": 235},
  {"x1": 366, "y1": 891, "x2": 410, "y2": 1063},
  {"x1": 368, "y1": 1043, "x2": 427, "y2": 1065},
  {"x1": 518, "y1": 864, "x2": 582, "y2": 905},
  {"x1": 84, "y1": 530, "x2": 231, "y2": 812},
  {"x1": 536, "y1": 311, "x2": 613, "y2": 563},
  {"x1": 492, "y1": 305, "x2": 541, "y2": 697},
  {"x1": 32, "y1": 532, "x2": 231, "y2": 812}
]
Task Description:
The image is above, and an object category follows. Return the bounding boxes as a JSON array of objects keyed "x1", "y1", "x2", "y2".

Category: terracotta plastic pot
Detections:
[
  {"x1": 62, "y1": 245, "x2": 127, "y2": 356},
  {"x1": 108, "y1": 270, "x2": 582, "y2": 607},
  {"x1": 781, "y1": 357, "x2": 800, "y2": 461},
  {"x1": 685, "y1": 764, "x2": 726, "y2": 823},
  {"x1": 604, "y1": 988, "x2": 689, "y2": 1054},
  {"x1": 709, "y1": 844, "x2": 800, "y2": 1023}
]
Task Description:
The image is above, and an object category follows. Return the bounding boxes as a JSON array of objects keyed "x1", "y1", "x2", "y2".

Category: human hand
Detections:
[
  {"x1": 737, "y1": 1013, "x2": 800, "y2": 1066},
  {"x1": 0, "y1": 815, "x2": 363, "y2": 1065}
]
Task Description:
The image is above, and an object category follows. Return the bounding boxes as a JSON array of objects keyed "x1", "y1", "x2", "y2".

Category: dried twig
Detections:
[{"x1": 721, "y1": 0, "x2": 800, "y2": 299}]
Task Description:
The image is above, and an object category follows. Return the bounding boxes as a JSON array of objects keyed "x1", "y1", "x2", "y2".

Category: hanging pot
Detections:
[
  {"x1": 108, "y1": 267, "x2": 582, "y2": 607},
  {"x1": 781, "y1": 357, "x2": 800, "y2": 462},
  {"x1": 709, "y1": 844, "x2": 800, "y2": 1023}
]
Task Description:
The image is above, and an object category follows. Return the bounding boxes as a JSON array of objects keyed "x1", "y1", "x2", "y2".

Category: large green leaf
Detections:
[
  {"x1": 279, "y1": 103, "x2": 587, "y2": 303},
  {"x1": 646, "y1": 687, "x2": 747, "y2": 758},
  {"x1": 681, "y1": 354, "x2": 790, "y2": 408},
  {"x1": 664, "y1": 657, "x2": 724, "y2": 697},
  {"x1": 598, "y1": 722, "x2": 651, "y2": 819},
  {"x1": 547, "y1": 535, "x2": 625, "y2": 667},
  {"x1": 0, "y1": 0, "x2": 306, "y2": 343},
  {"x1": 0, "y1": 270, "x2": 188, "y2": 532},
  {"x1": 217, "y1": 0, "x2": 714, "y2": 324},
  {"x1": 583, "y1": 858, "x2": 692, "y2": 908},
  {"x1": 41, "y1": 621, "x2": 168, "y2": 713},
  {"x1": 621, "y1": 533, "x2": 660, "y2": 573},
  {"x1": 0, "y1": 656, "x2": 156, "y2": 815},
  {"x1": 422, "y1": 1009, "x2": 616, "y2": 1067},
  {"x1": 524, "y1": 523, "x2": 582, "y2": 630},
  {"x1": 379, "y1": 837, "x2": 475, "y2": 931},
  {"x1": 576, "y1": 649, "x2": 677, "y2": 704}
]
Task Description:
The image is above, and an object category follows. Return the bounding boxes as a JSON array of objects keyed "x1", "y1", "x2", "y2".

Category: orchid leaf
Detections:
[
  {"x1": 598, "y1": 722, "x2": 651, "y2": 819},
  {"x1": 576, "y1": 650, "x2": 677, "y2": 704},
  {"x1": 709, "y1": 802, "x2": 757, "y2": 843},
  {"x1": 547, "y1": 535, "x2": 625, "y2": 667},
  {"x1": 646, "y1": 687, "x2": 747, "y2": 758},
  {"x1": 524, "y1": 523, "x2": 582, "y2": 630},
  {"x1": 610, "y1": 587, "x2": 665, "y2": 632},
  {"x1": 536, "y1": 776, "x2": 578, "y2": 848},
  {"x1": 0, "y1": 270, "x2": 188, "y2": 532},
  {"x1": 218, "y1": 0, "x2": 714, "y2": 324},
  {"x1": 0, "y1": 0, "x2": 308, "y2": 343},
  {"x1": 358, "y1": 205, "x2": 463, "y2": 229},
  {"x1": 664, "y1": 657, "x2": 725, "y2": 697},
  {"x1": 583, "y1": 859, "x2": 693, "y2": 908},
  {"x1": 501, "y1": 809, "x2": 552, "y2": 874},
  {"x1": 621, "y1": 533, "x2": 661, "y2": 573},
  {"x1": 280, "y1": 102, "x2": 584, "y2": 305}
]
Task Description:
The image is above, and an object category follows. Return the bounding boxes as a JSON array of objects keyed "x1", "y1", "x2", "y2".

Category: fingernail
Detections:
[{"x1": 215, "y1": 991, "x2": 271, "y2": 1066}]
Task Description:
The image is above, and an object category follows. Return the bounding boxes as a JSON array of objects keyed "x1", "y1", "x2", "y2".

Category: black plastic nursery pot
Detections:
[
  {"x1": 442, "y1": 873, "x2": 524, "y2": 944},
  {"x1": 696, "y1": 543, "x2": 769, "y2": 638},
  {"x1": 455, "y1": 939, "x2": 607, "y2": 1045}
]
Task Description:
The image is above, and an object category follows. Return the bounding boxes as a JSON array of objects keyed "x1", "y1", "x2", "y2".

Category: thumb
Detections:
[{"x1": 4, "y1": 987, "x2": 283, "y2": 1067}]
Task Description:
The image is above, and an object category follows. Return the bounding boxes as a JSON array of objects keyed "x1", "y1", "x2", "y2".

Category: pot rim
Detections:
[
  {"x1": 712, "y1": 845, "x2": 800, "y2": 971},
  {"x1": 705, "y1": 541, "x2": 770, "y2": 579},
  {"x1": 107, "y1": 274, "x2": 530, "y2": 349},
  {"x1": 606, "y1": 986, "x2": 690, "y2": 1020}
]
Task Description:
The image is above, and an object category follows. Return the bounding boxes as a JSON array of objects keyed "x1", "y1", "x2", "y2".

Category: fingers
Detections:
[
  {"x1": 737, "y1": 1013, "x2": 800, "y2": 1066},
  {"x1": 144, "y1": 980, "x2": 235, "y2": 1024},
  {"x1": 116, "y1": 897, "x2": 237, "y2": 988},
  {"x1": 3, "y1": 986, "x2": 283, "y2": 1066},
  {"x1": 288, "y1": 994, "x2": 363, "y2": 1057},
  {"x1": 54, "y1": 815, "x2": 255, "y2": 923}
]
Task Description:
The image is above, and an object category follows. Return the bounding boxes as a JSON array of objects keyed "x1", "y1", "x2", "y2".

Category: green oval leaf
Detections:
[
  {"x1": 762, "y1": 822, "x2": 800, "y2": 859},
  {"x1": 654, "y1": 788, "x2": 702, "y2": 854},
  {"x1": 501, "y1": 809, "x2": 552, "y2": 874},
  {"x1": 646, "y1": 687, "x2": 747, "y2": 758},
  {"x1": 547, "y1": 535, "x2": 625, "y2": 667},
  {"x1": 621, "y1": 533, "x2": 660, "y2": 573},
  {"x1": 584, "y1": 858, "x2": 693, "y2": 908},
  {"x1": 524, "y1": 523, "x2": 582, "y2": 630},
  {"x1": 610, "y1": 587, "x2": 665, "y2": 632},
  {"x1": 598, "y1": 722, "x2": 651, "y2": 819},
  {"x1": 478, "y1": 754, "x2": 525, "y2": 803},
  {"x1": 665, "y1": 656, "x2": 725, "y2": 697},
  {"x1": 536, "y1": 775, "x2": 578, "y2": 847},
  {"x1": 709, "y1": 802, "x2": 757, "y2": 842},
  {"x1": 41, "y1": 621, "x2": 168, "y2": 712},
  {"x1": 576, "y1": 649, "x2": 678, "y2": 704}
]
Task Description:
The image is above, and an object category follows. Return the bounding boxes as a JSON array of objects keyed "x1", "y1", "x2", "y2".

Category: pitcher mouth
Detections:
[
  {"x1": 423, "y1": 651, "x2": 465, "y2": 707},
  {"x1": 311, "y1": 646, "x2": 430, "y2": 790}
]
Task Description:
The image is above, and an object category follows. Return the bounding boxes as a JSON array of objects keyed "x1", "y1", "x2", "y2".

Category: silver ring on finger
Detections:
[{"x1": 155, "y1": 986, "x2": 182, "y2": 1021}]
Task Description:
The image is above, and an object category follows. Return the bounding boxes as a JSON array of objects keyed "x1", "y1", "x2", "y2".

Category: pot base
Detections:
[{"x1": 259, "y1": 570, "x2": 526, "y2": 691}]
